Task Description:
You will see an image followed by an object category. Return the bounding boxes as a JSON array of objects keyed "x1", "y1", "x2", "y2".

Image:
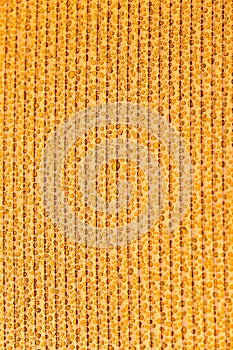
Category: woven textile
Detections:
[{"x1": 0, "y1": 0, "x2": 233, "y2": 349}]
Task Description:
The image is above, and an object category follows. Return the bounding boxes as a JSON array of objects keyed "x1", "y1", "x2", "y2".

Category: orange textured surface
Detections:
[{"x1": 0, "y1": 0, "x2": 233, "y2": 349}]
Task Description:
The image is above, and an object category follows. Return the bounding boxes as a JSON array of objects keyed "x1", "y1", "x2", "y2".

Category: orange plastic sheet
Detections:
[{"x1": 0, "y1": 0, "x2": 233, "y2": 349}]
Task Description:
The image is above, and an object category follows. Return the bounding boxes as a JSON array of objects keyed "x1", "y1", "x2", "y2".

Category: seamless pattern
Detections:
[{"x1": 0, "y1": 0, "x2": 233, "y2": 349}]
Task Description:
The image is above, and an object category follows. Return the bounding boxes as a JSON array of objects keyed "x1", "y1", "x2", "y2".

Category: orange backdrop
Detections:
[{"x1": 0, "y1": 0, "x2": 233, "y2": 349}]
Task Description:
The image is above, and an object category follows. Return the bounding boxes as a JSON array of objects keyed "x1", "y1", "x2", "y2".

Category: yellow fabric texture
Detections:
[{"x1": 0, "y1": 0, "x2": 233, "y2": 349}]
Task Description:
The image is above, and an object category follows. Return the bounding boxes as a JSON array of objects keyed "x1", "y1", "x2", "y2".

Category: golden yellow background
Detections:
[{"x1": 0, "y1": 0, "x2": 233, "y2": 349}]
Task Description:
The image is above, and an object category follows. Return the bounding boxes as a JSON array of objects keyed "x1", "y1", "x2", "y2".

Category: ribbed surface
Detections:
[{"x1": 0, "y1": 0, "x2": 233, "y2": 349}]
